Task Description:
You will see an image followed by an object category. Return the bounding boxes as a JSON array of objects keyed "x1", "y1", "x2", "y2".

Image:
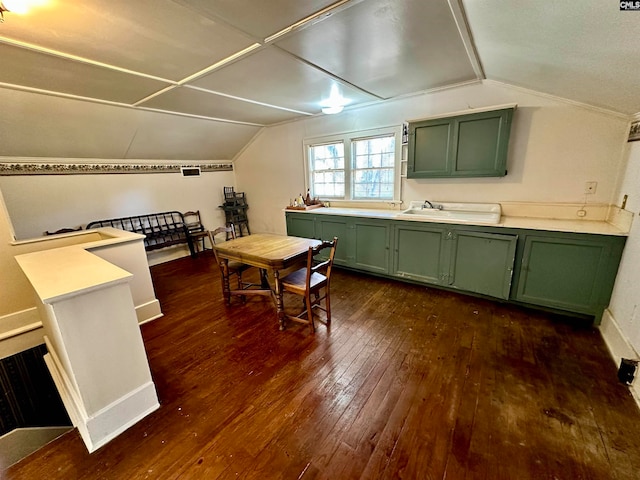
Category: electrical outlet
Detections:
[{"x1": 585, "y1": 181, "x2": 597, "y2": 194}]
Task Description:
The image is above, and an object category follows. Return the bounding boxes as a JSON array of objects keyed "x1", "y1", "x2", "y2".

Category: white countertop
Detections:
[
  {"x1": 14, "y1": 227, "x2": 143, "y2": 303},
  {"x1": 285, "y1": 206, "x2": 630, "y2": 236}
]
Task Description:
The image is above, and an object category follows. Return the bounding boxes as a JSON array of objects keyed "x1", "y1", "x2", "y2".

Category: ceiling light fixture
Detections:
[
  {"x1": 321, "y1": 84, "x2": 347, "y2": 115},
  {"x1": 0, "y1": 0, "x2": 42, "y2": 21},
  {"x1": 321, "y1": 105, "x2": 344, "y2": 115}
]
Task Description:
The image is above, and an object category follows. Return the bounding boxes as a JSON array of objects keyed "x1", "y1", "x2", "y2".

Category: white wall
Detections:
[
  {"x1": 0, "y1": 167, "x2": 235, "y2": 240},
  {"x1": 234, "y1": 81, "x2": 629, "y2": 235},
  {"x1": 607, "y1": 138, "x2": 640, "y2": 355}
]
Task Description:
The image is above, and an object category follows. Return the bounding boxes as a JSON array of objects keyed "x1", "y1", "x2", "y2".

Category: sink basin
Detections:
[{"x1": 396, "y1": 201, "x2": 502, "y2": 224}]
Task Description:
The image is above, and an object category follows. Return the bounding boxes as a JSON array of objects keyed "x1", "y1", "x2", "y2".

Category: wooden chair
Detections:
[
  {"x1": 183, "y1": 210, "x2": 209, "y2": 253},
  {"x1": 280, "y1": 237, "x2": 338, "y2": 332},
  {"x1": 208, "y1": 226, "x2": 266, "y2": 303}
]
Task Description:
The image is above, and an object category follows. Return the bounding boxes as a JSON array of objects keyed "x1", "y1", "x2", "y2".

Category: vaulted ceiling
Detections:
[{"x1": 0, "y1": 0, "x2": 638, "y2": 160}]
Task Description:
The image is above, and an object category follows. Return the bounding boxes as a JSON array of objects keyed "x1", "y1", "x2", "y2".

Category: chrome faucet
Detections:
[{"x1": 422, "y1": 200, "x2": 443, "y2": 210}]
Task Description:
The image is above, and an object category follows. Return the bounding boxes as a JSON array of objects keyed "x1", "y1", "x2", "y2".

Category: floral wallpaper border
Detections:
[{"x1": 0, "y1": 162, "x2": 233, "y2": 175}]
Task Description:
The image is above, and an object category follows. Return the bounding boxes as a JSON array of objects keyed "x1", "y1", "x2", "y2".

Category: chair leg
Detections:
[
  {"x1": 325, "y1": 287, "x2": 331, "y2": 325},
  {"x1": 305, "y1": 292, "x2": 315, "y2": 333}
]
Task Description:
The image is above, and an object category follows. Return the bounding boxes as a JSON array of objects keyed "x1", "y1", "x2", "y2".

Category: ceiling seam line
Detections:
[
  {"x1": 183, "y1": 85, "x2": 314, "y2": 115},
  {"x1": 0, "y1": 81, "x2": 264, "y2": 126},
  {"x1": 0, "y1": 36, "x2": 178, "y2": 85},
  {"x1": 272, "y1": 46, "x2": 385, "y2": 100}
]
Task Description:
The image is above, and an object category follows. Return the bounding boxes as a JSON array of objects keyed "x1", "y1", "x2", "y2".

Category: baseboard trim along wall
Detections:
[
  {"x1": 44, "y1": 338, "x2": 159, "y2": 453},
  {"x1": 599, "y1": 308, "x2": 640, "y2": 408},
  {"x1": 1, "y1": 298, "x2": 162, "y2": 360},
  {"x1": 0, "y1": 308, "x2": 43, "y2": 360},
  {"x1": 135, "y1": 300, "x2": 163, "y2": 325}
]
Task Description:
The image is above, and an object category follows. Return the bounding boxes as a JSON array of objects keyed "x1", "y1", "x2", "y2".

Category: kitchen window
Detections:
[{"x1": 304, "y1": 126, "x2": 401, "y2": 202}]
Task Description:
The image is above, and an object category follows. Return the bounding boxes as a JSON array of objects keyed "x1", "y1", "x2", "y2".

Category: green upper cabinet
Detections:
[{"x1": 407, "y1": 107, "x2": 514, "y2": 178}]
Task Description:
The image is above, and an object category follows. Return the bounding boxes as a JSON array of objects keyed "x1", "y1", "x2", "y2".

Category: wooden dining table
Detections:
[{"x1": 212, "y1": 233, "x2": 321, "y2": 330}]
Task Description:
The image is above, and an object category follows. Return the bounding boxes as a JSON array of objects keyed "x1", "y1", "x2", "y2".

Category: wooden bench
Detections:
[{"x1": 87, "y1": 211, "x2": 196, "y2": 257}]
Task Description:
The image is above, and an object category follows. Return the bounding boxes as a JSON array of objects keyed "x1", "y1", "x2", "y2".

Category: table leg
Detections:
[
  {"x1": 273, "y1": 269, "x2": 285, "y2": 330},
  {"x1": 220, "y1": 259, "x2": 231, "y2": 305},
  {"x1": 259, "y1": 268, "x2": 270, "y2": 289}
]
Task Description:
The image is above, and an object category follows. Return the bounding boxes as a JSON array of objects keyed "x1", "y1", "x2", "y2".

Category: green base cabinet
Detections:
[
  {"x1": 286, "y1": 214, "x2": 316, "y2": 239},
  {"x1": 285, "y1": 211, "x2": 626, "y2": 324},
  {"x1": 351, "y1": 219, "x2": 390, "y2": 274},
  {"x1": 513, "y1": 234, "x2": 625, "y2": 320},
  {"x1": 392, "y1": 223, "x2": 517, "y2": 299},
  {"x1": 315, "y1": 216, "x2": 350, "y2": 266},
  {"x1": 393, "y1": 223, "x2": 447, "y2": 284},
  {"x1": 448, "y1": 230, "x2": 517, "y2": 300},
  {"x1": 286, "y1": 213, "x2": 390, "y2": 274}
]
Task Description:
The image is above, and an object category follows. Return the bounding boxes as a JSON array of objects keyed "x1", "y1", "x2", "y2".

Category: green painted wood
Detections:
[
  {"x1": 515, "y1": 236, "x2": 611, "y2": 313},
  {"x1": 352, "y1": 220, "x2": 390, "y2": 274},
  {"x1": 454, "y1": 110, "x2": 510, "y2": 176},
  {"x1": 448, "y1": 230, "x2": 517, "y2": 299},
  {"x1": 285, "y1": 213, "x2": 316, "y2": 239},
  {"x1": 316, "y1": 216, "x2": 349, "y2": 266},
  {"x1": 408, "y1": 120, "x2": 451, "y2": 176},
  {"x1": 393, "y1": 223, "x2": 447, "y2": 284},
  {"x1": 407, "y1": 107, "x2": 513, "y2": 178},
  {"x1": 285, "y1": 212, "x2": 626, "y2": 324}
]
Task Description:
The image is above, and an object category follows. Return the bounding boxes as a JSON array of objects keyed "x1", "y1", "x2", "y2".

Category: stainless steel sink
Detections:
[{"x1": 396, "y1": 201, "x2": 502, "y2": 224}]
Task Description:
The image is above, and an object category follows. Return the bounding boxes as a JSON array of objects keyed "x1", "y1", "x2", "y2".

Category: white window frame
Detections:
[{"x1": 303, "y1": 126, "x2": 402, "y2": 203}]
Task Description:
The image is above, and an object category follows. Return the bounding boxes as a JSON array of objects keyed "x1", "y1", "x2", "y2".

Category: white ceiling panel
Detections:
[
  {"x1": 140, "y1": 86, "x2": 304, "y2": 125},
  {"x1": 0, "y1": 0, "x2": 638, "y2": 161},
  {"x1": 0, "y1": 87, "x2": 142, "y2": 159},
  {"x1": 0, "y1": 43, "x2": 170, "y2": 104},
  {"x1": 174, "y1": 0, "x2": 341, "y2": 39},
  {"x1": 0, "y1": 0, "x2": 257, "y2": 81},
  {"x1": 190, "y1": 46, "x2": 379, "y2": 113},
  {"x1": 125, "y1": 115, "x2": 261, "y2": 160},
  {"x1": 463, "y1": 0, "x2": 640, "y2": 115},
  {"x1": 275, "y1": 0, "x2": 479, "y2": 99}
]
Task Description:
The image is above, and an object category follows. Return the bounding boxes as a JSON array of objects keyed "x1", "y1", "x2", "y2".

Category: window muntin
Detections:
[
  {"x1": 305, "y1": 127, "x2": 400, "y2": 202},
  {"x1": 308, "y1": 142, "x2": 345, "y2": 198},
  {"x1": 352, "y1": 135, "x2": 395, "y2": 200}
]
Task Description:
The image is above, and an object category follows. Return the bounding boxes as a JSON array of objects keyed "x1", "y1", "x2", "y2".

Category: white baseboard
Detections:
[
  {"x1": 599, "y1": 309, "x2": 640, "y2": 407},
  {"x1": 0, "y1": 308, "x2": 43, "y2": 360},
  {"x1": 135, "y1": 299, "x2": 163, "y2": 325},
  {"x1": 44, "y1": 345, "x2": 159, "y2": 453}
]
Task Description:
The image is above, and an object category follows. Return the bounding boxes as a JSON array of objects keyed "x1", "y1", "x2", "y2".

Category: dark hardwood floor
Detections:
[{"x1": 6, "y1": 252, "x2": 640, "y2": 479}]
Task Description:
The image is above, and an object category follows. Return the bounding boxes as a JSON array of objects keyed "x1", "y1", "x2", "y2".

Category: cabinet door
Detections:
[
  {"x1": 286, "y1": 213, "x2": 315, "y2": 239},
  {"x1": 452, "y1": 109, "x2": 512, "y2": 177},
  {"x1": 515, "y1": 236, "x2": 610, "y2": 313},
  {"x1": 407, "y1": 107, "x2": 513, "y2": 178},
  {"x1": 352, "y1": 219, "x2": 390, "y2": 274},
  {"x1": 448, "y1": 230, "x2": 517, "y2": 299},
  {"x1": 316, "y1": 216, "x2": 349, "y2": 266},
  {"x1": 393, "y1": 223, "x2": 447, "y2": 284},
  {"x1": 407, "y1": 119, "x2": 452, "y2": 177}
]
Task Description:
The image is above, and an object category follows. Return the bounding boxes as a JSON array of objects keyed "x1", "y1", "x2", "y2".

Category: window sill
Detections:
[{"x1": 322, "y1": 199, "x2": 404, "y2": 210}]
